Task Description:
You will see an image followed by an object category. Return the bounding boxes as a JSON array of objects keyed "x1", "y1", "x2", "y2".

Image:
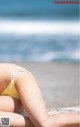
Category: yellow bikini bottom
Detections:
[
  {"x1": 1, "y1": 79, "x2": 20, "y2": 100},
  {"x1": 1, "y1": 66, "x2": 26, "y2": 100}
]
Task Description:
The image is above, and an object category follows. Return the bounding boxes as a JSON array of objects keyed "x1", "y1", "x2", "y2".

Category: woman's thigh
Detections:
[{"x1": 0, "y1": 96, "x2": 22, "y2": 113}]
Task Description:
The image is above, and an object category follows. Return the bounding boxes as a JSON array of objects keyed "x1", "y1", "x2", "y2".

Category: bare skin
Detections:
[{"x1": 0, "y1": 63, "x2": 80, "y2": 127}]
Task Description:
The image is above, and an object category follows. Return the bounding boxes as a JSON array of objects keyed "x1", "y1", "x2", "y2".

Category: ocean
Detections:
[{"x1": 0, "y1": 0, "x2": 79, "y2": 62}]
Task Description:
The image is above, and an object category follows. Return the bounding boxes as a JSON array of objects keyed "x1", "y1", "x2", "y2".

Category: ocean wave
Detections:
[
  {"x1": 0, "y1": 21, "x2": 79, "y2": 62},
  {"x1": 32, "y1": 51, "x2": 80, "y2": 62},
  {"x1": 0, "y1": 20, "x2": 79, "y2": 35},
  {"x1": 0, "y1": 51, "x2": 79, "y2": 62}
]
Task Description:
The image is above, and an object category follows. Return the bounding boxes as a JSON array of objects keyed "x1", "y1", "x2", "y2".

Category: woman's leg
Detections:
[
  {"x1": 0, "y1": 96, "x2": 21, "y2": 113},
  {"x1": 15, "y1": 71, "x2": 80, "y2": 127},
  {"x1": 0, "y1": 111, "x2": 34, "y2": 127},
  {"x1": 0, "y1": 96, "x2": 34, "y2": 127},
  {"x1": 15, "y1": 72, "x2": 50, "y2": 127}
]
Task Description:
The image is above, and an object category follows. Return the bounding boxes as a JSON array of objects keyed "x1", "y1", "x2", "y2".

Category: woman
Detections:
[{"x1": 0, "y1": 63, "x2": 79, "y2": 127}]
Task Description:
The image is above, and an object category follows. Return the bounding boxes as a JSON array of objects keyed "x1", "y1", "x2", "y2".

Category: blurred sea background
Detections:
[
  {"x1": 0, "y1": 0, "x2": 79, "y2": 108},
  {"x1": 0, "y1": 0, "x2": 79, "y2": 62}
]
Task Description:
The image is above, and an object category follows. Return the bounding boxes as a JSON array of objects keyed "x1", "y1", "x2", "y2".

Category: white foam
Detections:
[
  {"x1": 0, "y1": 20, "x2": 79, "y2": 35},
  {"x1": 70, "y1": 50, "x2": 80, "y2": 60},
  {"x1": 31, "y1": 51, "x2": 80, "y2": 62}
]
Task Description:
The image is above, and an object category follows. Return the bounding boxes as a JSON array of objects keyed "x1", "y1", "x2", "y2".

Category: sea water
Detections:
[{"x1": 0, "y1": 0, "x2": 79, "y2": 62}]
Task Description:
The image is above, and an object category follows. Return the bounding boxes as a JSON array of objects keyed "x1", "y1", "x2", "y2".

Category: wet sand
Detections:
[{"x1": 14, "y1": 62, "x2": 79, "y2": 109}]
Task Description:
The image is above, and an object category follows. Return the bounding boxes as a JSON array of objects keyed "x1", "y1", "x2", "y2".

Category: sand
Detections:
[{"x1": 13, "y1": 62, "x2": 79, "y2": 109}]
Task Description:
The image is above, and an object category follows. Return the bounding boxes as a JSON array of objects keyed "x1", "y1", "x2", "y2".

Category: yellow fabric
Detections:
[
  {"x1": 1, "y1": 66, "x2": 27, "y2": 100},
  {"x1": 1, "y1": 79, "x2": 20, "y2": 100}
]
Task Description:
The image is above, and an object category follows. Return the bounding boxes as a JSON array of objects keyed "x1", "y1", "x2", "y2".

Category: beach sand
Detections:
[{"x1": 14, "y1": 62, "x2": 79, "y2": 109}]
